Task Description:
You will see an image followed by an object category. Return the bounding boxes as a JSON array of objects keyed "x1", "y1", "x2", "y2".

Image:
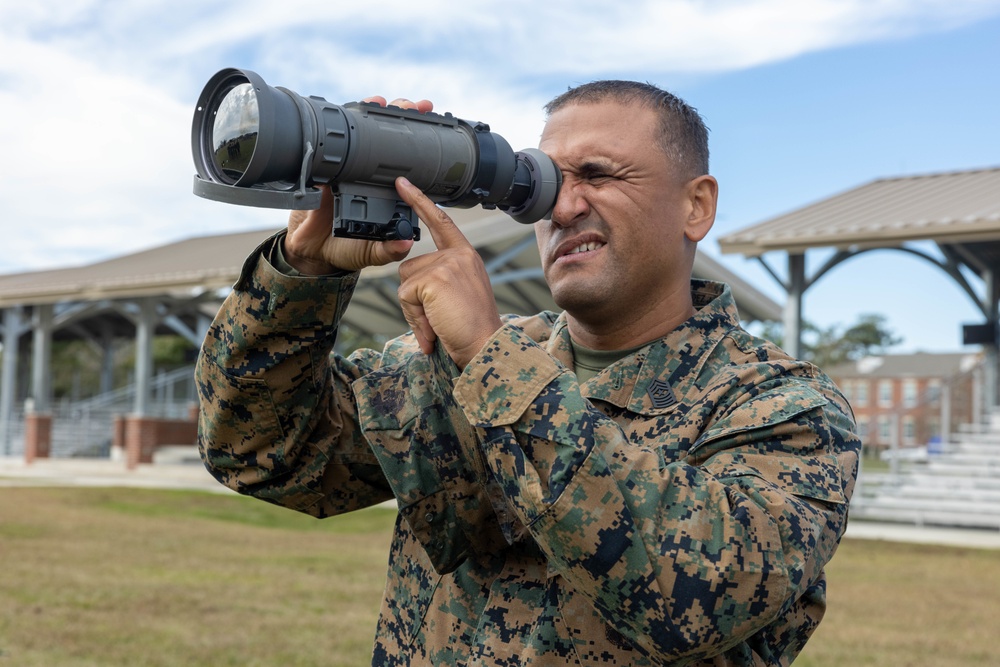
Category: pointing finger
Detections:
[{"x1": 395, "y1": 177, "x2": 472, "y2": 251}]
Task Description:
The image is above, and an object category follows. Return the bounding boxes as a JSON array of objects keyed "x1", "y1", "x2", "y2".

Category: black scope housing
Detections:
[{"x1": 191, "y1": 68, "x2": 561, "y2": 241}]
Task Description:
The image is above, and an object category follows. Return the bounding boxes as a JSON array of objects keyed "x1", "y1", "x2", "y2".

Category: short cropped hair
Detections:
[{"x1": 544, "y1": 80, "x2": 710, "y2": 180}]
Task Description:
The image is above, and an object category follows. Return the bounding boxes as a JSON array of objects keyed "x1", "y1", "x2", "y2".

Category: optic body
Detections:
[{"x1": 191, "y1": 68, "x2": 560, "y2": 241}]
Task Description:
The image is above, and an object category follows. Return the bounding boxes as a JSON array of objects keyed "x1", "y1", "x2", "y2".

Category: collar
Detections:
[{"x1": 546, "y1": 280, "x2": 740, "y2": 416}]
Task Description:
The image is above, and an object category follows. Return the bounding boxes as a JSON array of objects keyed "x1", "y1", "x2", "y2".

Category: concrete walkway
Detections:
[
  {"x1": 844, "y1": 515, "x2": 1000, "y2": 550},
  {"x1": 3, "y1": 456, "x2": 1000, "y2": 550},
  {"x1": 0, "y1": 455, "x2": 229, "y2": 494}
]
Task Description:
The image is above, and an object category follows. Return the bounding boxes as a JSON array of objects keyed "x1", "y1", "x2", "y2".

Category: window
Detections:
[
  {"x1": 856, "y1": 417, "x2": 869, "y2": 439},
  {"x1": 902, "y1": 379, "x2": 918, "y2": 408},
  {"x1": 878, "y1": 416, "x2": 892, "y2": 443},
  {"x1": 903, "y1": 416, "x2": 916, "y2": 444},
  {"x1": 855, "y1": 381, "x2": 869, "y2": 407},
  {"x1": 840, "y1": 380, "x2": 852, "y2": 403},
  {"x1": 926, "y1": 379, "x2": 942, "y2": 403},
  {"x1": 878, "y1": 380, "x2": 894, "y2": 408}
]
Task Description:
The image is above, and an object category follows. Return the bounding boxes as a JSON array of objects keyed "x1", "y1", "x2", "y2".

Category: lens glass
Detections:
[{"x1": 211, "y1": 82, "x2": 258, "y2": 182}]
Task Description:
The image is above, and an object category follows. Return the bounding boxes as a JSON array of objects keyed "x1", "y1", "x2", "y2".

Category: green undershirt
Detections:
[{"x1": 571, "y1": 340, "x2": 645, "y2": 384}]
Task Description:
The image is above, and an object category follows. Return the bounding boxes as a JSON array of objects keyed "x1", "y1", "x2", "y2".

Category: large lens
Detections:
[{"x1": 211, "y1": 83, "x2": 259, "y2": 183}]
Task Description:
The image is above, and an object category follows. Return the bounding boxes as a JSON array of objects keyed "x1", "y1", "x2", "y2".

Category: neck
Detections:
[{"x1": 566, "y1": 283, "x2": 695, "y2": 350}]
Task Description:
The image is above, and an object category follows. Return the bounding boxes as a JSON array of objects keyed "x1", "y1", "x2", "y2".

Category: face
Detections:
[{"x1": 536, "y1": 100, "x2": 717, "y2": 331}]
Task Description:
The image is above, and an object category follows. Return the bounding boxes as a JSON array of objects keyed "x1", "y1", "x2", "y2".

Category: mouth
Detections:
[{"x1": 553, "y1": 235, "x2": 607, "y2": 263}]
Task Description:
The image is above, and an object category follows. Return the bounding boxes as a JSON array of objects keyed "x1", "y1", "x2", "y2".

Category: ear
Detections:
[{"x1": 683, "y1": 175, "x2": 718, "y2": 243}]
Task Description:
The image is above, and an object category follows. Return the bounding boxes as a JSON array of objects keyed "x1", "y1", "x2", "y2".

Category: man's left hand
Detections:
[{"x1": 395, "y1": 177, "x2": 502, "y2": 369}]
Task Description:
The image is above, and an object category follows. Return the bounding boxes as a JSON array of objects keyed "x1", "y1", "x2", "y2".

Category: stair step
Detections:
[
  {"x1": 851, "y1": 506, "x2": 1000, "y2": 530},
  {"x1": 859, "y1": 409, "x2": 1000, "y2": 530}
]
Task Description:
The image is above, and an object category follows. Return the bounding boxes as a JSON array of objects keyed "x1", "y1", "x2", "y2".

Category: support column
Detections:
[
  {"x1": 31, "y1": 304, "x2": 54, "y2": 412},
  {"x1": 982, "y1": 268, "x2": 998, "y2": 414},
  {"x1": 25, "y1": 304, "x2": 55, "y2": 462},
  {"x1": 196, "y1": 312, "x2": 213, "y2": 346},
  {"x1": 1, "y1": 307, "x2": 23, "y2": 456},
  {"x1": 782, "y1": 253, "x2": 806, "y2": 359},
  {"x1": 99, "y1": 323, "x2": 115, "y2": 396},
  {"x1": 125, "y1": 298, "x2": 159, "y2": 469},
  {"x1": 972, "y1": 366, "x2": 982, "y2": 427},
  {"x1": 133, "y1": 298, "x2": 157, "y2": 417},
  {"x1": 940, "y1": 383, "x2": 951, "y2": 443}
]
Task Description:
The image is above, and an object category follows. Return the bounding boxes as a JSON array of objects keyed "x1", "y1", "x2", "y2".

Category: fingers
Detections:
[
  {"x1": 411, "y1": 99, "x2": 435, "y2": 114},
  {"x1": 283, "y1": 184, "x2": 417, "y2": 273},
  {"x1": 397, "y1": 291, "x2": 436, "y2": 355},
  {"x1": 388, "y1": 98, "x2": 433, "y2": 113},
  {"x1": 373, "y1": 239, "x2": 416, "y2": 265},
  {"x1": 395, "y1": 177, "x2": 471, "y2": 251},
  {"x1": 397, "y1": 238, "x2": 501, "y2": 367},
  {"x1": 287, "y1": 184, "x2": 334, "y2": 237},
  {"x1": 284, "y1": 185, "x2": 339, "y2": 274},
  {"x1": 361, "y1": 96, "x2": 433, "y2": 114}
]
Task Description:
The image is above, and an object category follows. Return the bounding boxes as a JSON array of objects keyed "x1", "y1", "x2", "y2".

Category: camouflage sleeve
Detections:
[
  {"x1": 452, "y1": 323, "x2": 861, "y2": 663},
  {"x1": 352, "y1": 341, "x2": 511, "y2": 574},
  {"x1": 196, "y1": 233, "x2": 393, "y2": 515}
]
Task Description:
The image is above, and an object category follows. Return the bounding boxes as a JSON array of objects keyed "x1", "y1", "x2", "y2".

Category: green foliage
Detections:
[
  {"x1": 19, "y1": 323, "x2": 377, "y2": 401},
  {"x1": 807, "y1": 313, "x2": 904, "y2": 367},
  {"x1": 151, "y1": 335, "x2": 197, "y2": 368},
  {"x1": 48, "y1": 335, "x2": 197, "y2": 400},
  {"x1": 756, "y1": 313, "x2": 903, "y2": 367}
]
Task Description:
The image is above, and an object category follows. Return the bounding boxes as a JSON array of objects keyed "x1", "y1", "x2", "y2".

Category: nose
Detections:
[{"x1": 549, "y1": 178, "x2": 589, "y2": 228}]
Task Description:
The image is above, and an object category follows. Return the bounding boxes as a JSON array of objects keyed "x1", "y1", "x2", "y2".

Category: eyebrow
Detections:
[{"x1": 574, "y1": 158, "x2": 619, "y2": 176}]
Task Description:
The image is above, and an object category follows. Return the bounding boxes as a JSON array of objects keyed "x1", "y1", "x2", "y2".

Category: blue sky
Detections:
[{"x1": 1, "y1": 0, "x2": 998, "y2": 353}]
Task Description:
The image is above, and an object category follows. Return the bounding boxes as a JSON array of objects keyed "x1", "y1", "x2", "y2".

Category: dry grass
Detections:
[
  {"x1": 0, "y1": 486, "x2": 395, "y2": 666},
  {"x1": 797, "y1": 537, "x2": 1000, "y2": 666},
  {"x1": 2, "y1": 486, "x2": 999, "y2": 666}
]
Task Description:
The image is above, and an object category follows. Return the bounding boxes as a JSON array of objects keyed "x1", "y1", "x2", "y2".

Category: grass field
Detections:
[{"x1": 2, "y1": 486, "x2": 998, "y2": 666}]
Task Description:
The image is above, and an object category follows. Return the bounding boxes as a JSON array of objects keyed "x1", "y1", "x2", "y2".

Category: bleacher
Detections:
[{"x1": 853, "y1": 409, "x2": 1000, "y2": 530}]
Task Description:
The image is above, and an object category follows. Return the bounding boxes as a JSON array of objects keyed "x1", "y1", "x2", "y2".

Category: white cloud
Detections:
[
  {"x1": 0, "y1": 31, "x2": 277, "y2": 271},
  {"x1": 0, "y1": 0, "x2": 998, "y2": 271}
]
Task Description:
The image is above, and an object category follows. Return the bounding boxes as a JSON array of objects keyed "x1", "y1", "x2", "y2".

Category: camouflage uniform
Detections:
[{"x1": 197, "y1": 232, "x2": 860, "y2": 666}]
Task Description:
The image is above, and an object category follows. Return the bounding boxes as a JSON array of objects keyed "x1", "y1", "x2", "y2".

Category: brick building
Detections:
[{"x1": 826, "y1": 352, "x2": 982, "y2": 454}]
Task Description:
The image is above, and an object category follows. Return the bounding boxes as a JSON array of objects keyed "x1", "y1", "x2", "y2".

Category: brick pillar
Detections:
[
  {"x1": 123, "y1": 415, "x2": 200, "y2": 469},
  {"x1": 24, "y1": 413, "x2": 53, "y2": 464},
  {"x1": 124, "y1": 416, "x2": 158, "y2": 470},
  {"x1": 111, "y1": 415, "x2": 126, "y2": 462}
]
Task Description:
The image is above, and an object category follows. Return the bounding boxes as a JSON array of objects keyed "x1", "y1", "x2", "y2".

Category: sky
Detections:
[{"x1": 1, "y1": 0, "x2": 999, "y2": 354}]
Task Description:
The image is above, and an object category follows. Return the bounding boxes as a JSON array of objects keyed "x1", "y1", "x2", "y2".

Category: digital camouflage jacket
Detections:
[{"x1": 197, "y1": 234, "x2": 861, "y2": 666}]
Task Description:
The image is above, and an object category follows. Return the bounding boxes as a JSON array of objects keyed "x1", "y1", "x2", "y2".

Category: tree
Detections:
[
  {"x1": 49, "y1": 335, "x2": 198, "y2": 400},
  {"x1": 756, "y1": 314, "x2": 903, "y2": 367},
  {"x1": 825, "y1": 314, "x2": 904, "y2": 365}
]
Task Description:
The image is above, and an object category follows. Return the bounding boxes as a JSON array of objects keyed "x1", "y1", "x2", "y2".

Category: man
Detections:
[{"x1": 197, "y1": 80, "x2": 860, "y2": 665}]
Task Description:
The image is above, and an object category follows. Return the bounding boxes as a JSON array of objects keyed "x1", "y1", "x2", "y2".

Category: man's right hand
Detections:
[
  {"x1": 282, "y1": 95, "x2": 433, "y2": 275},
  {"x1": 283, "y1": 184, "x2": 415, "y2": 274}
]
